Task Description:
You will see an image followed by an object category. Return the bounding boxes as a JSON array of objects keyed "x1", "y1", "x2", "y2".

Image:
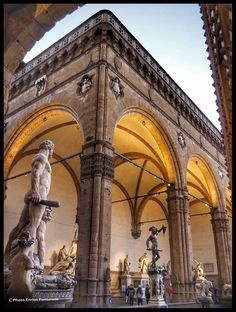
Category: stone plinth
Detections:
[
  {"x1": 120, "y1": 274, "x2": 132, "y2": 293},
  {"x1": 148, "y1": 267, "x2": 168, "y2": 308},
  {"x1": 132, "y1": 273, "x2": 150, "y2": 300}
]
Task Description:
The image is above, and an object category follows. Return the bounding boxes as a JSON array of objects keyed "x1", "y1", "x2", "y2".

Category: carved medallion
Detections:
[
  {"x1": 178, "y1": 132, "x2": 186, "y2": 148},
  {"x1": 109, "y1": 76, "x2": 124, "y2": 99},
  {"x1": 76, "y1": 74, "x2": 94, "y2": 97}
]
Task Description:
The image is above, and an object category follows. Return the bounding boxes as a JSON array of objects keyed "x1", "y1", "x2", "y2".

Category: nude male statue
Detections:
[
  {"x1": 146, "y1": 225, "x2": 167, "y2": 267},
  {"x1": 4, "y1": 140, "x2": 55, "y2": 268}
]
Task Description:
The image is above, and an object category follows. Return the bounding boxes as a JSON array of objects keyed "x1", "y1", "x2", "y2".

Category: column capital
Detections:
[
  {"x1": 80, "y1": 152, "x2": 114, "y2": 180},
  {"x1": 166, "y1": 183, "x2": 189, "y2": 210}
]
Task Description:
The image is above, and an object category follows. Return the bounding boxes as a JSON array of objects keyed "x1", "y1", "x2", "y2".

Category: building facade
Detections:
[
  {"x1": 4, "y1": 10, "x2": 232, "y2": 308},
  {"x1": 200, "y1": 4, "x2": 232, "y2": 188}
]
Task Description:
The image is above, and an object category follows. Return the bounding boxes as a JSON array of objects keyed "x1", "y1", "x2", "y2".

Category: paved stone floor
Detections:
[{"x1": 110, "y1": 298, "x2": 231, "y2": 309}]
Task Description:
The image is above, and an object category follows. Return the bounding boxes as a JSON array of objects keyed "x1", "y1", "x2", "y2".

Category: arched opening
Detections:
[
  {"x1": 187, "y1": 154, "x2": 219, "y2": 280},
  {"x1": 4, "y1": 105, "x2": 84, "y2": 270},
  {"x1": 110, "y1": 110, "x2": 179, "y2": 294}
]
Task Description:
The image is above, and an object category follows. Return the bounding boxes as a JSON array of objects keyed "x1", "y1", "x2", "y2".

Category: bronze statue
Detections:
[{"x1": 146, "y1": 225, "x2": 167, "y2": 267}]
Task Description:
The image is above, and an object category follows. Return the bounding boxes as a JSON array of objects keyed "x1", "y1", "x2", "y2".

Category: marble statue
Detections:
[
  {"x1": 49, "y1": 256, "x2": 76, "y2": 276},
  {"x1": 138, "y1": 252, "x2": 148, "y2": 273},
  {"x1": 192, "y1": 259, "x2": 205, "y2": 281},
  {"x1": 49, "y1": 232, "x2": 78, "y2": 276},
  {"x1": 6, "y1": 231, "x2": 39, "y2": 299},
  {"x1": 58, "y1": 245, "x2": 68, "y2": 262},
  {"x1": 123, "y1": 254, "x2": 131, "y2": 274},
  {"x1": 4, "y1": 140, "x2": 55, "y2": 271}
]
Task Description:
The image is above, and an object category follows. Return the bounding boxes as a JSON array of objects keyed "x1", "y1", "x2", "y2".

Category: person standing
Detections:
[
  {"x1": 136, "y1": 284, "x2": 143, "y2": 305},
  {"x1": 125, "y1": 285, "x2": 130, "y2": 304},
  {"x1": 128, "y1": 284, "x2": 135, "y2": 306},
  {"x1": 145, "y1": 283, "x2": 151, "y2": 304}
]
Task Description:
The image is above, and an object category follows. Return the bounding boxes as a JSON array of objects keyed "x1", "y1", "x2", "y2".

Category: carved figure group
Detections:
[
  {"x1": 50, "y1": 236, "x2": 78, "y2": 276},
  {"x1": 193, "y1": 259, "x2": 205, "y2": 281},
  {"x1": 6, "y1": 231, "x2": 37, "y2": 299},
  {"x1": 5, "y1": 140, "x2": 55, "y2": 273}
]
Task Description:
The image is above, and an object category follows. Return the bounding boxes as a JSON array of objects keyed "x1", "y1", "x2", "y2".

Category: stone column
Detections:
[
  {"x1": 210, "y1": 207, "x2": 232, "y2": 286},
  {"x1": 166, "y1": 184, "x2": 195, "y2": 302},
  {"x1": 71, "y1": 142, "x2": 114, "y2": 308}
]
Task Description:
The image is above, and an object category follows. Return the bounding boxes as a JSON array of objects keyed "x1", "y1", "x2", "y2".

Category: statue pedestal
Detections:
[
  {"x1": 148, "y1": 267, "x2": 168, "y2": 308},
  {"x1": 132, "y1": 273, "x2": 150, "y2": 300},
  {"x1": 120, "y1": 274, "x2": 132, "y2": 293}
]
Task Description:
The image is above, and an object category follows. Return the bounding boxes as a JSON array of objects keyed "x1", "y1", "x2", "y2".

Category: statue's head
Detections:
[
  {"x1": 149, "y1": 226, "x2": 158, "y2": 234},
  {"x1": 39, "y1": 140, "x2": 55, "y2": 158},
  {"x1": 39, "y1": 140, "x2": 55, "y2": 151}
]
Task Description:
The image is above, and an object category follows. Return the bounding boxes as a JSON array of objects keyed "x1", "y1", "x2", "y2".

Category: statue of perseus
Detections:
[{"x1": 146, "y1": 225, "x2": 167, "y2": 268}]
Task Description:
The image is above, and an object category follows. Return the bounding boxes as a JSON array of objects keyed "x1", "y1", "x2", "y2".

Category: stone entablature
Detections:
[{"x1": 8, "y1": 10, "x2": 223, "y2": 153}]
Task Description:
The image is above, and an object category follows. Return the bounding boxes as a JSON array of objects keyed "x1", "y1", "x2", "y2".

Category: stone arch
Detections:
[
  {"x1": 112, "y1": 106, "x2": 182, "y2": 184},
  {"x1": 4, "y1": 103, "x2": 84, "y2": 178},
  {"x1": 187, "y1": 153, "x2": 222, "y2": 208},
  {"x1": 4, "y1": 102, "x2": 84, "y2": 267},
  {"x1": 112, "y1": 107, "x2": 182, "y2": 239}
]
